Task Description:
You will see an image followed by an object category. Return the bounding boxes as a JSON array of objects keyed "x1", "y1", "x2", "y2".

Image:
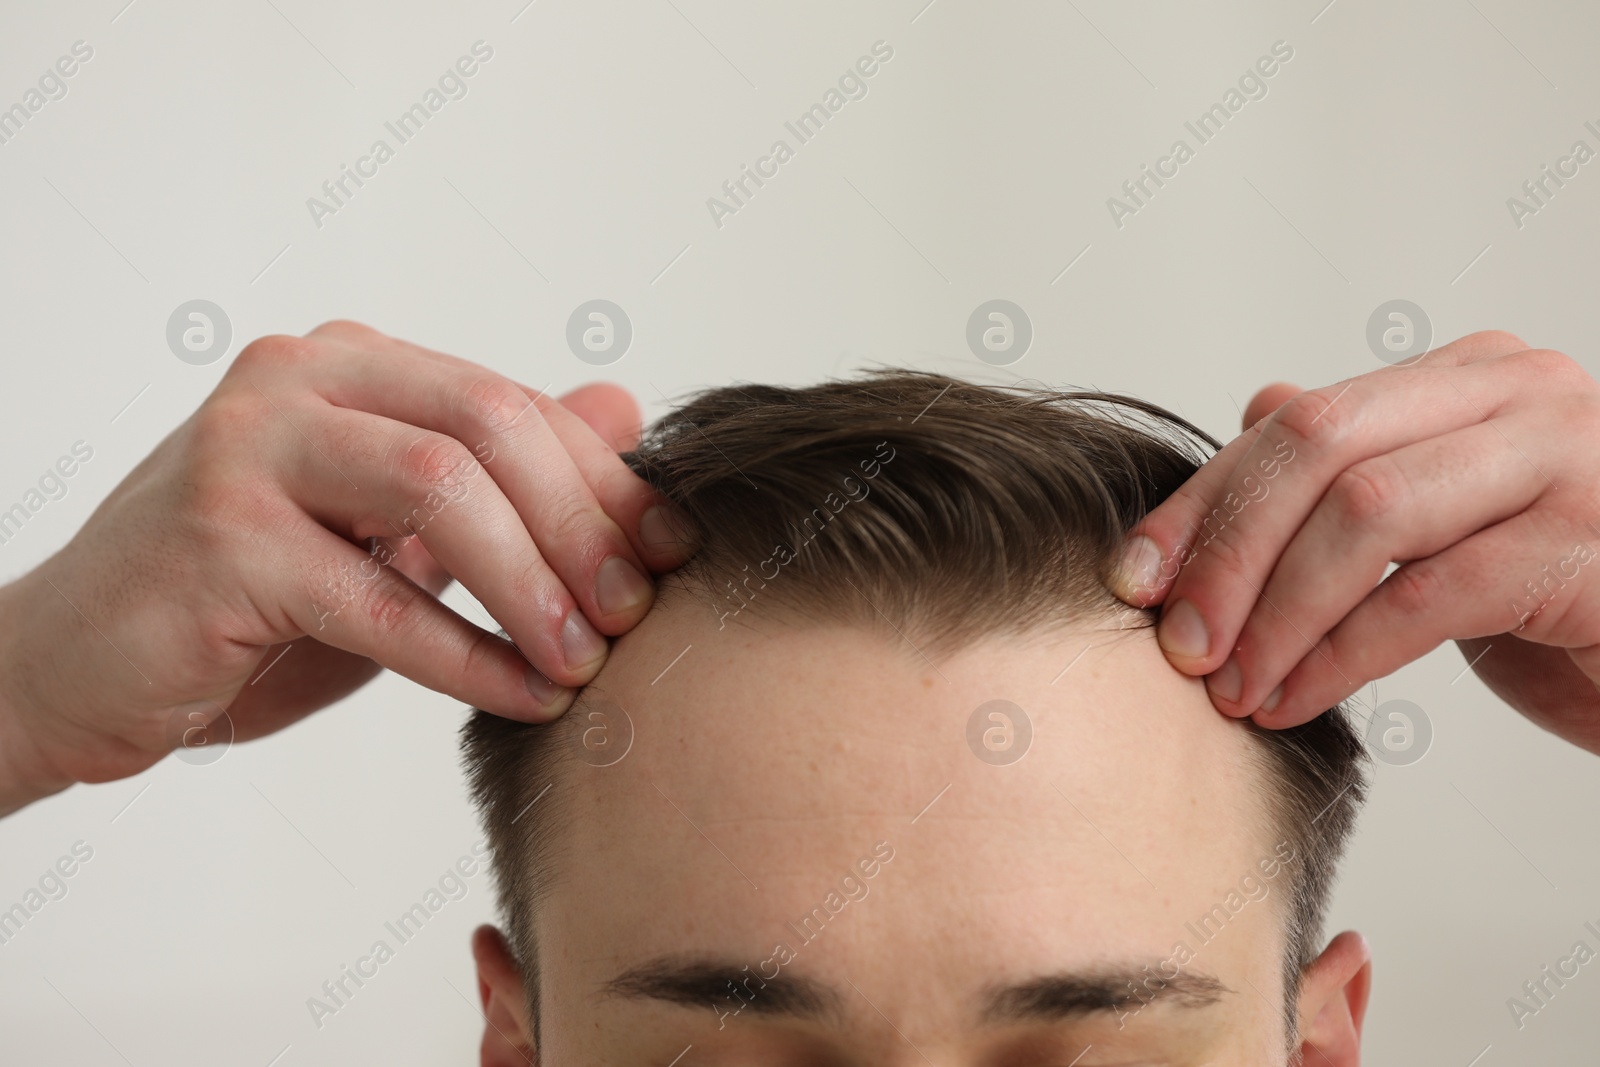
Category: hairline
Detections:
[{"x1": 499, "y1": 601, "x2": 1338, "y2": 1050}]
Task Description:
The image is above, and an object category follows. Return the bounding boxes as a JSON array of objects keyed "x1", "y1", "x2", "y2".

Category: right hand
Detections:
[{"x1": 0, "y1": 320, "x2": 693, "y2": 812}]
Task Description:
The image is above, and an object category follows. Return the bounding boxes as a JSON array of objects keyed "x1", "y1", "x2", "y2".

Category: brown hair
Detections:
[{"x1": 462, "y1": 369, "x2": 1367, "y2": 1044}]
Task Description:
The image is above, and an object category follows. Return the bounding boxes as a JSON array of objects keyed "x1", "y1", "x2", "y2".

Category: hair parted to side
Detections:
[{"x1": 462, "y1": 368, "x2": 1368, "y2": 1045}]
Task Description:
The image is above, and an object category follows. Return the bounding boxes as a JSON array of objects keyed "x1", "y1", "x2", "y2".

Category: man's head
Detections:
[{"x1": 461, "y1": 371, "x2": 1371, "y2": 1065}]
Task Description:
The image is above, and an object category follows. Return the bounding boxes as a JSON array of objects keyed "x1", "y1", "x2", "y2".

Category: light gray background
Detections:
[{"x1": 1, "y1": 0, "x2": 1597, "y2": 1062}]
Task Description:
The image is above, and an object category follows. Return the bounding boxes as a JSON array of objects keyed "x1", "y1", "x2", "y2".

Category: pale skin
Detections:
[
  {"x1": 0, "y1": 322, "x2": 1592, "y2": 1056},
  {"x1": 1112, "y1": 331, "x2": 1600, "y2": 755},
  {"x1": 0, "y1": 321, "x2": 690, "y2": 816},
  {"x1": 468, "y1": 604, "x2": 1372, "y2": 1065},
  {"x1": 5, "y1": 325, "x2": 1590, "y2": 813}
]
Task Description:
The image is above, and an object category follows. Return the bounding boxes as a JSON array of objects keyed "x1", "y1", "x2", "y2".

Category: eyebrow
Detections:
[
  {"x1": 600, "y1": 956, "x2": 845, "y2": 1022},
  {"x1": 980, "y1": 968, "x2": 1232, "y2": 1023},
  {"x1": 599, "y1": 955, "x2": 1231, "y2": 1026}
]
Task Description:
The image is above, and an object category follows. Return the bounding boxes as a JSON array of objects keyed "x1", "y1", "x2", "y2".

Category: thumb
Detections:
[{"x1": 1243, "y1": 382, "x2": 1303, "y2": 432}]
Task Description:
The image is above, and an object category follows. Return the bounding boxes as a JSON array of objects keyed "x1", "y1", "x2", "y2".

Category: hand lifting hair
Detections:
[{"x1": 460, "y1": 371, "x2": 1371, "y2": 1065}]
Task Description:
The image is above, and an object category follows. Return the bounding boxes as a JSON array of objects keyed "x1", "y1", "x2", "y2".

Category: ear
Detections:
[
  {"x1": 1294, "y1": 930, "x2": 1371, "y2": 1066},
  {"x1": 471, "y1": 924, "x2": 538, "y2": 1066},
  {"x1": 1241, "y1": 382, "x2": 1303, "y2": 432}
]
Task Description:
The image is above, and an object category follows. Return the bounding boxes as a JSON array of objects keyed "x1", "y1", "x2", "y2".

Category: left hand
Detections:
[{"x1": 1109, "y1": 330, "x2": 1600, "y2": 756}]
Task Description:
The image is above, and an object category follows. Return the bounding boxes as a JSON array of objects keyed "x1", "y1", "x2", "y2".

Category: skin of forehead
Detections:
[{"x1": 531, "y1": 600, "x2": 1290, "y2": 1057}]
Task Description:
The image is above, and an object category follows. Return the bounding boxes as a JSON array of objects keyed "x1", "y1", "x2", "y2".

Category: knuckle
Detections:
[
  {"x1": 1512, "y1": 346, "x2": 1583, "y2": 383},
  {"x1": 191, "y1": 389, "x2": 265, "y2": 451},
  {"x1": 1187, "y1": 516, "x2": 1248, "y2": 578},
  {"x1": 459, "y1": 626, "x2": 511, "y2": 688},
  {"x1": 1270, "y1": 388, "x2": 1358, "y2": 452},
  {"x1": 230, "y1": 334, "x2": 288, "y2": 374},
  {"x1": 545, "y1": 493, "x2": 612, "y2": 556},
  {"x1": 308, "y1": 319, "x2": 382, "y2": 345},
  {"x1": 364, "y1": 572, "x2": 425, "y2": 636},
  {"x1": 1330, "y1": 459, "x2": 1407, "y2": 527},
  {"x1": 460, "y1": 375, "x2": 534, "y2": 437},
  {"x1": 593, "y1": 460, "x2": 651, "y2": 509},
  {"x1": 507, "y1": 555, "x2": 557, "y2": 611},
  {"x1": 397, "y1": 433, "x2": 477, "y2": 498},
  {"x1": 232, "y1": 333, "x2": 318, "y2": 375},
  {"x1": 1464, "y1": 329, "x2": 1529, "y2": 356},
  {"x1": 1383, "y1": 561, "x2": 1440, "y2": 618}
]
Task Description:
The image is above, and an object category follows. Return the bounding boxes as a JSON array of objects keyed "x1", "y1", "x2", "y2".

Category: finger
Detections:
[
  {"x1": 1111, "y1": 331, "x2": 1532, "y2": 611},
  {"x1": 1130, "y1": 351, "x2": 1545, "y2": 676},
  {"x1": 226, "y1": 636, "x2": 382, "y2": 741},
  {"x1": 310, "y1": 321, "x2": 641, "y2": 449},
  {"x1": 387, "y1": 533, "x2": 452, "y2": 596},
  {"x1": 1414, "y1": 328, "x2": 1530, "y2": 367},
  {"x1": 283, "y1": 405, "x2": 613, "y2": 688},
  {"x1": 1242, "y1": 383, "x2": 1302, "y2": 431},
  {"x1": 1110, "y1": 412, "x2": 1276, "y2": 609},
  {"x1": 231, "y1": 536, "x2": 458, "y2": 736},
  {"x1": 1459, "y1": 635, "x2": 1600, "y2": 755},
  {"x1": 1252, "y1": 509, "x2": 1599, "y2": 728},
  {"x1": 305, "y1": 321, "x2": 688, "y2": 568},
  {"x1": 278, "y1": 522, "x2": 576, "y2": 721},
  {"x1": 560, "y1": 382, "x2": 643, "y2": 452},
  {"x1": 302, "y1": 347, "x2": 659, "y2": 635},
  {"x1": 1206, "y1": 419, "x2": 1547, "y2": 716},
  {"x1": 504, "y1": 382, "x2": 693, "y2": 568},
  {"x1": 538, "y1": 388, "x2": 696, "y2": 570}
]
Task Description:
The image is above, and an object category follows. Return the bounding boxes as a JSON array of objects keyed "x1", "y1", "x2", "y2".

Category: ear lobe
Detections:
[
  {"x1": 471, "y1": 924, "x2": 538, "y2": 1066},
  {"x1": 1294, "y1": 930, "x2": 1371, "y2": 1066}
]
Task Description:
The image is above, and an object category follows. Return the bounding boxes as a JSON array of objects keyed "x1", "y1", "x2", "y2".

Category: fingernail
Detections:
[
  {"x1": 640, "y1": 504, "x2": 696, "y2": 559},
  {"x1": 595, "y1": 556, "x2": 652, "y2": 616},
  {"x1": 1207, "y1": 657, "x2": 1242, "y2": 703},
  {"x1": 1261, "y1": 684, "x2": 1284, "y2": 713},
  {"x1": 524, "y1": 665, "x2": 569, "y2": 707},
  {"x1": 1158, "y1": 598, "x2": 1210, "y2": 661},
  {"x1": 1114, "y1": 534, "x2": 1163, "y2": 604},
  {"x1": 562, "y1": 608, "x2": 607, "y2": 672}
]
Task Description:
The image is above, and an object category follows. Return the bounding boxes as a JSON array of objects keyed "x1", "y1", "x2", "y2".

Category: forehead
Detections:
[{"x1": 535, "y1": 599, "x2": 1284, "y2": 1035}]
